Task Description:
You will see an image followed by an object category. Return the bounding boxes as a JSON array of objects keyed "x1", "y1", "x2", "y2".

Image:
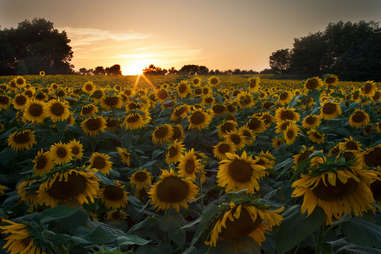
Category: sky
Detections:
[{"x1": 1, "y1": 0, "x2": 381, "y2": 75}]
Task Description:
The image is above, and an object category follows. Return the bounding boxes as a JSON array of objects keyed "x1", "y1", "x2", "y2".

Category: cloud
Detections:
[{"x1": 58, "y1": 26, "x2": 150, "y2": 47}]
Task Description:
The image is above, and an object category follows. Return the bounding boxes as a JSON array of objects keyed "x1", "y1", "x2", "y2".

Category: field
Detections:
[{"x1": 1, "y1": 74, "x2": 381, "y2": 254}]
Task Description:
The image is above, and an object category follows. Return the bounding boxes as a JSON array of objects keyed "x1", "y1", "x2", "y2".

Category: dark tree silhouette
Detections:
[
  {"x1": 270, "y1": 49, "x2": 291, "y2": 74},
  {"x1": 0, "y1": 18, "x2": 73, "y2": 75}
]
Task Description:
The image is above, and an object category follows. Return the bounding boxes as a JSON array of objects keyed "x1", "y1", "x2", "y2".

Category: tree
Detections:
[
  {"x1": 178, "y1": 65, "x2": 209, "y2": 75},
  {"x1": 143, "y1": 64, "x2": 167, "y2": 75},
  {"x1": 0, "y1": 18, "x2": 73, "y2": 75},
  {"x1": 105, "y1": 64, "x2": 122, "y2": 75},
  {"x1": 269, "y1": 49, "x2": 291, "y2": 74},
  {"x1": 94, "y1": 66, "x2": 105, "y2": 75}
]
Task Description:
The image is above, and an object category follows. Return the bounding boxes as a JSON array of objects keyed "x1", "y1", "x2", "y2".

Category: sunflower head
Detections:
[
  {"x1": 208, "y1": 76, "x2": 220, "y2": 86},
  {"x1": 68, "y1": 139, "x2": 83, "y2": 160},
  {"x1": 8, "y1": 129, "x2": 36, "y2": 151},
  {"x1": 33, "y1": 149, "x2": 54, "y2": 175},
  {"x1": 304, "y1": 77, "x2": 323, "y2": 91},
  {"x1": 149, "y1": 169, "x2": 199, "y2": 211},
  {"x1": 100, "y1": 181, "x2": 128, "y2": 209},
  {"x1": 123, "y1": 111, "x2": 151, "y2": 130},
  {"x1": 116, "y1": 147, "x2": 130, "y2": 166},
  {"x1": 88, "y1": 152, "x2": 112, "y2": 175},
  {"x1": 213, "y1": 141, "x2": 237, "y2": 160},
  {"x1": 178, "y1": 148, "x2": 202, "y2": 180},
  {"x1": 47, "y1": 99, "x2": 70, "y2": 122},
  {"x1": 349, "y1": 109, "x2": 370, "y2": 128},
  {"x1": 50, "y1": 142, "x2": 72, "y2": 165},
  {"x1": 302, "y1": 114, "x2": 321, "y2": 129},
  {"x1": 320, "y1": 101, "x2": 342, "y2": 120},
  {"x1": 188, "y1": 110, "x2": 212, "y2": 130},
  {"x1": 152, "y1": 124, "x2": 173, "y2": 144},
  {"x1": 307, "y1": 129, "x2": 325, "y2": 144},
  {"x1": 81, "y1": 116, "x2": 107, "y2": 136},
  {"x1": 166, "y1": 140, "x2": 185, "y2": 164},
  {"x1": 130, "y1": 169, "x2": 152, "y2": 190}
]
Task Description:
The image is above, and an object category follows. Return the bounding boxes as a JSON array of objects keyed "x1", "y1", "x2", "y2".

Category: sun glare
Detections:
[{"x1": 122, "y1": 59, "x2": 152, "y2": 75}]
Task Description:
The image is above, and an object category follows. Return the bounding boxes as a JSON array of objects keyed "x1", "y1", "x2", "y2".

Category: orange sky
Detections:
[{"x1": 1, "y1": 0, "x2": 380, "y2": 74}]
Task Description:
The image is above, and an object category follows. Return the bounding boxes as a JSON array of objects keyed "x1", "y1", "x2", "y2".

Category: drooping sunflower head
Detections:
[
  {"x1": 50, "y1": 142, "x2": 72, "y2": 165},
  {"x1": 177, "y1": 81, "x2": 191, "y2": 98},
  {"x1": 320, "y1": 101, "x2": 342, "y2": 120},
  {"x1": 38, "y1": 169, "x2": 99, "y2": 207},
  {"x1": 236, "y1": 92, "x2": 254, "y2": 108},
  {"x1": 166, "y1": 140, "x2": 185, "y2": 164},
  {"x1": 101, "y1": 95, "x2": 122, "y2": 110},
  {"x1": 8, "y1": 129, "x2": 36, "y2": 151},
  {"x1": 0, "y1": 94, "x2": 11, "y2": 110},
  {"x1": 156, "y1": 88, "x2": 170, "y2": 102},
  {"x1": 23, "y1": 99, "x2": 47, "y2": 123},
  {"x1": 100, "y1": 181, "x2": 128, "y2": 209},
  {"x1": 349, "y1": 109, "x2": 370, "y2": 128},
  {"x1": 130, "y1": 169, "x2": 152, "y2": 190},
  {"x1": 33, "y1": 149, "x2": 54, "y2": 175},
  {"x1": 248, "y1": 76, "x2": 260, "y2": 92},
  {"x1": 217, "y1": 120, "x2": 238, "y2": 138},
  {"x1": 239, "y1": 126, "x2": 256, "y2": 145},
  {"x1": 152, "y1": 124, "x2": 173, "y2": 144},
  {"x1": 255, "y1": 151, "x2": 276, "y2": 170},
  {"x1": 361, "y1": 144, "x2": 381, "y2": 169},
  {"x1": 80, "y1": 104, "x2": 98, "y2": 117},
  {"x1": 188, "y1": 110, "x2": 212, "y2": 130},
  {"x1": 90, "y1": 88, "x2": 105, "y2": 102},
  {"x1": 283, "y1": 124, "x2": 300, "y2": 145},
  {"x1": 81, "y1": 116, "x2": 107, "y2": 136},
  {"x1": 307, "y1": 129, "x2": 325, "y2": 144},
  {"x1": 360, "y1": 81, "x2": 377, "y2": 97},
  {"x1": 246, "y1": 116, "x2": 265, "y2": 134},
  {"x1": 149, "y1": 168, "x2": 199, "y2": 211},
  {"x1": 224, "y1": 130, "x2": 246, "y2": 150},
  {"x1": 123, "y1": 111, "x2": 151, "y2": 130},
  {"x1": 88, "y1": 152, "x2": 112, "y2": 175},
  {"x1": 302, "y1": 114, "x2": 321, "y2": 129},
  {"x1": 170, "y1": 104, "x2": 190, "y2": 121},
  {"x1": 205, "y1": 202, "x2": 283, "y2": 247},
  {"x1": 292, "y1": 169, "x2": 376, "y2": 224},
  {"x1": 338, "y1": 137, "x2": 362, "y2": 152},
  {"x1": 217, "y1": 151, "x2": 267, "y2": 194},
  {"x1": 116, "y1": 147, "x2": 130, "y2": 166},
  {"x1": 324, "y1": 74, "x2": 339, "y2": 86}
]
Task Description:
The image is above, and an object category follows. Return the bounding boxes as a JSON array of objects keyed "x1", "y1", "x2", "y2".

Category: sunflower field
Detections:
[{"x1": 1, "y1": 73, "x2": 381, "y2": 254}]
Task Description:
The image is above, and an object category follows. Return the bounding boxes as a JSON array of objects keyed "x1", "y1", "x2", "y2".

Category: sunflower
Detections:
[
  {"x1": 211, "y1": 104, "x2": 226, "y2": 116},
  {"x1": 166, "y1": 140, "x2": 185, "y2": 164},
  {"x1": 8, "y1": 129, "x2": 36, "y2": 151},
  {"x1": 23, "y1": 99, "x2": 47, "y2": 123},
  {"x1": 202, "y1": 86, "x2": 212, "y2": 96},
  {"x1": 80, "y1": 104, "x2": 98, "y2": 117},
  {"x1": 205, "y1": 203, "x2": 283, "y2": 247},
  {"x1": 237, "y1": 92, "x2": 254, "y2": 108},
  {"x1": 213, "y1": 141, "x2": 237, "y2": 160},
  {"x1": 246, "y1": 116, "x2": 265, "y2": 134},
  {"x1": 283, "y1": 124, "x2": 299, "y2": 145},
  {"x1": 208, "y1": 76, "x2": 220, "y2": 86},
  {"x1": 255, "y1": 151, "x2": 276, "y2": 170},
  {"x1": 349, "y1": 109, "x2": 370, "y2": 128},
  {"x1": 100, "y1": 181, "x2": 128, "y2": 209},
  {"x1": 201, "y1": 95, "x2": 215, "y2": 105},
  {"x1": 377, "y1": 122, "x2": 381, "y2": 133},
  {"x1": 188, "y1": 110, "x2": 212, "y2": 130},
  {"x1": 0, "y1": 184, "x2": 7, "y2": 195},
  {"x1": 50, "y1": 142, "x2": 72, "y2": 165},
  {"x1": 177, "y1": 81, "x2": 191, "y2": 98},
  {"x1": 360, "y1": 81, "x2": 377, "y2": 97},
  {"x1": 149, "y1": 169, "x2": 199, "y2": 211},
  {"x1": 338, "y1": 137, "x2": 362, "y2": 152},
  {"x1": 152, "y1": 124, "x2": 173, "y2": 144},
  {"x1": 217, "y1": 152, "x2": 267, "y2": 193},
  {"x1": 0, "y1": 219, "x2": 48, "y2": 254},
  {"x1": 81, "y1": 116, "x2": 107, "y2": 136},
  {"x1": 38, "y1": 169, "x2": 99, "y2": 207},
  {"x1": 224, "y1": 130, "x2": 246, "y2": 150},
  {"x1": 101, "y1": 95, "x2": 122, "y2": 110},
  {"x1": 324, "y1": 74, "x2": 338, "y2": 86},
  {"x1": 275, "y1": 107, "x2": 300, "y2": 123},
  {"x1": 33, "y1": 149, "x2": 54, "y2": 175},
  {"x1": 372, "y1": 90, "x2": 381, "y2": 101},
  {"x1": 156, "y1": 88, "x2": 170, "y2": 102},
  {"x1": 106, "y1": 210, "x2": 128, "y2": 221},
  {"x1": 302, "y1": 114, "x2": 321, "y2": 129},
  {"x1": 361, "y1": 144, "x2": 381, "y2": 169},
  {"x1": 248, "y1": 77, "x2": 260, "y2": 92},
  {"x1": 191, "y1": 76, "x2": 201, "y2": 86},
  {"x1": 130, "y1": 169, "x2": 152, "y2": 190},
  {"x1": 82, "y1": 81, "x2": 95, "y2": 94},
  {"x1": 88, "y1": 152, "x2": 112, "y2": 175},
  {"x1": 272, "y1": 137, "x2": 284, "y2": 149},
  {"x1": 13, "y1": 94, "x2": 28, "y2": 110},
  {"x1": 304, "y1": 77, "x2": 323, "y2": 92},
  {"x1": 320, "y1": 101, "x2": 342, "y2": 120},
  {"x1": 123, "y1": 111, "x2": 151, "y2": 130},
  {"x1": 14, "y1": 76, "x2": 26, "y2": 88},
  {"x1": 218, "y1": 120, "x2": 238, "y2": 138},
  {"x1": 0, "y1": 94, "x2": 11, "y2": 110},
  {"x1": 170, "y1": 104, "x2": 190, "y2": 121},
  {"x1": 292, "y1": 169, "x2": 376, "y2": 224},
  {"x1": 178, "y1": 148, "x2": 202, "y2": 180},
  {"x1": 293, "y1": 146, "x2": 315, "y2": 170},
  {"x1": 68, "y1": 139, "x2": 83, "y2": 159},
  {"x1": 91, "y1": 88, "x2": 105, "y2": 102},
  {"x1": 308, "y1": 129, "x2": 325, "y2": 144},
  {"x1": 116, "y1": 147, "x2": 130, "y2": 166},
  {"x1": 46, "y1": 99, "x2": 70, "y2": 122},
  {"x1": 17, "y1": 179, "x2": 40, "y2": 207},
  {"x1": 193, "y1": 86, "x2": 203, "y2": 97},
  {"x1": 278, "y1": 91, "x2": 293, "y2": 105}
]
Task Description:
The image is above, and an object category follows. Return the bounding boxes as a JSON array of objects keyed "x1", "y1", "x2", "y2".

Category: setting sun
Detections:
[{"x1": 122, "y1": 59, "x2": 153, "y2": 75}]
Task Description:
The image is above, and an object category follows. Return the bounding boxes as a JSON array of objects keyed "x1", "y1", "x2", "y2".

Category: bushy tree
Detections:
[{"x1": 0, "y1": 18, "x2": 74, "y2": 75}]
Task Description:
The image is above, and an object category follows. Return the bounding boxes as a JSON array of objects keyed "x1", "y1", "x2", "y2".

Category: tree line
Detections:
[{"x1": 269, "y1": 20, "x2": 381, "y2": 81}]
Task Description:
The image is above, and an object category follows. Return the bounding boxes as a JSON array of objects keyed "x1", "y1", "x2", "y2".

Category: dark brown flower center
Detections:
[
  {"x1": 218, "y1": 143, "x2": 231, "y2": 154},
  {"x1": 280, "y1": 110, "x2": 296, "y2": 121},
  {"x1": 352, "y1": 111, "x2": 366, "y2": 123},
  {"x1": 156, "y1": 176, "x2": 189, "y2": 203},
  {"x1": 247, "y1": 118, "x2": 262, "y2": 131},
  {"x1": 13, "y1": 132, "x2": 30, "y2": 144},
  {"x1": 306, "y1": 79, "x2": 319, "y2": 89},
  {"x1": 178, "y1": 84, "x2": 187, "y2": 93},
  {"x1": 221, "y1": 122, "x2": 235, "y2": 134},
  {"x1": 92, "y1": 156, "x2": 106, "y2": 169},
  {"x1": 286, "y1": 129, "x2": 295, "y2": 139},
  {"x1": 220, "y1": 208, "x2": 261, "y2": 241},
  {"x1": 35, "y1": 155, "x2": 47, "y2": 170},
  {"x1": 172, "y1": 126, "x2": 183, "y2": 140},
  {"x1": 56, "y1": 147, "x2": 68, "y2": 158},
  {"x1": 104, "y1": 96, "x2": 119, "y2": 107},
  {"x1": 82, "y1": 105, "x2": 94, "y2": 115},
  {"x1": 280, "y1": 92, "x2": 289, "y2": 101},
  {"x1": 48, "y1": 173, "x2": 87, "y2": 200},
  {"x1": 228, "y1": 159, "x2": 253, "y2": 183},
  {"x1": 134, "y1": 172, "x2": 148, "y2": 182},
  {"x1": 85, "y1": 118, "x2": 102, "y2": 131},
  {"x1": 168, "y1": 146, "x2": 179, "y2": 158},
  {"x1": 92, "y1": 90, "x2": 103, "y2": 98},
  {"x1": 0, "y1": 95, "x2": 9, "y2": 105},
  {"x1": 364, "y1": 148, "x2": 381, "y2": 167},
  {"x1": 71, "y1": 146, "x2": 80, "y2": 155},
  {"x1": 50, "y1": 102, "x2": 65, "y2": 116},
  {"x1": 28, "y1": 103, "x2": 43, "y2": 117},
  {"x1": 370, "y1": 180, "x2": 381, "y2": 201},
  {"x1": 190, "y1": 111, "x2": 206, "y2": 125},
  {"x1": 15, "y1": 95, "x2": 27, "y2": 105},
  {"x1": 157, "y1": 90, "x2": 168, "y2": 100},
  {"x1": 312, "y1": 177, "x2": 357, "y2": 201},
  {"x1": 230, "y1": 134, "x2": 242, "y2": 145},
  {"x1": 185, "y1": 158, "x2": 196, "y2": 174},
  {"x1": 155, "y1": 126, "x2": 169, "y2": 138},
  {"x1": 210, "y1": 78, "x2": 218, "y2": 85},
  {"x1": 322, "y1": 103, "x2": 337, "y2": 115},
  {"x1": 305, "y1": 116, "x2": 317, "y2": 125},
  {"x1": 103, "y1": 185, "x2": 124, "y2": 201},
  {"x1": 213, "y1": 104, "x2": 225, "y2": 114}
]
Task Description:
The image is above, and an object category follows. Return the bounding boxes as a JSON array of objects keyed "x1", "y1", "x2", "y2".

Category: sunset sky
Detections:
[{"x1": 1, "y1": 0, "x2": 380, "y2": 74}]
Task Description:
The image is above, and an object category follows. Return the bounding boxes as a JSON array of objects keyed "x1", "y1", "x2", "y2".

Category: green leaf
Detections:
[
  {"x1": 86, "y1": 226, "x2": 117, "y2": 244},
  {"x1": 275, "y1": 206, "x2": 325, "y2": 254},
  {"x1": 342, "y1": 218, "x2": 381, "y2": 248},
  {"x1": 39, "y1": 206, "x2": 80, "y2": 223},
  {"x1": 117, "y1": 235, "x2": 150, "y2": 247}
]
